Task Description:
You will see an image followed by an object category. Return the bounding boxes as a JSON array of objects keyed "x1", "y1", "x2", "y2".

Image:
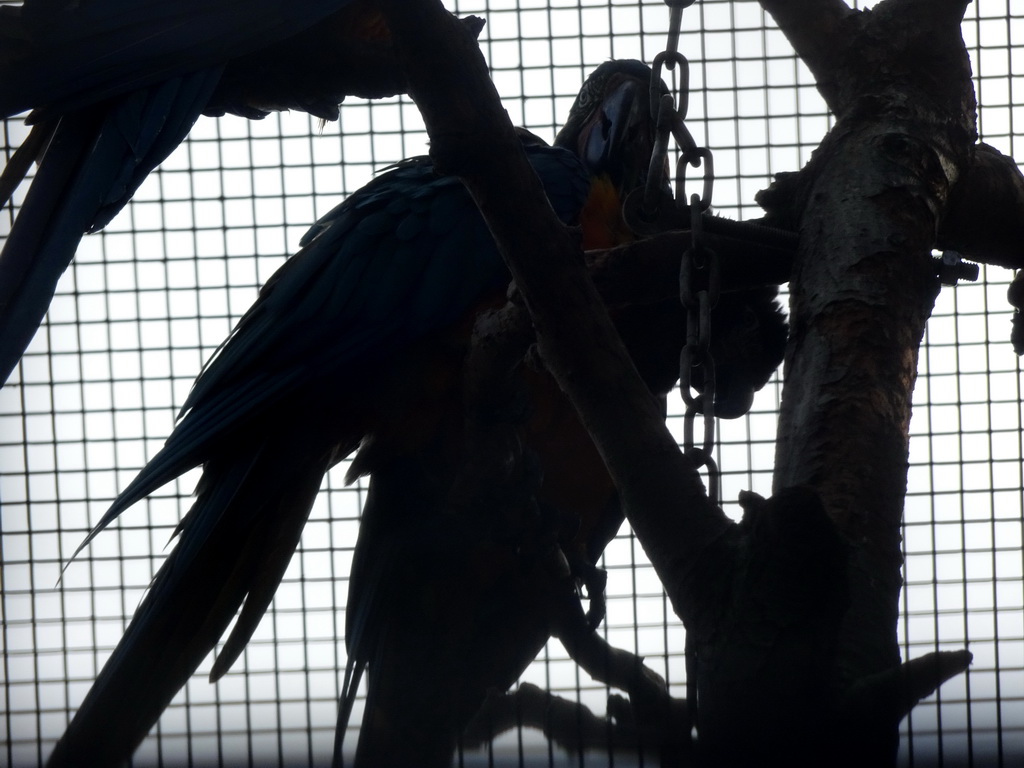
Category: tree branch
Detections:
[
  {"x1": 586, "y1": 224, "x2": 795, "y2": 305},
  {"x1": 842, "y1": 649, "x2": 974, "y2": 726},
  {"x1": 464, "y1": 683, "x2": 692, "y2": 764},
  {"x1": 463, "y1": 684, "x2": 613, "y2": 753},
  {"x1": 758, "y1": 0, "x2": 854, "y2": 110},
  {"x1": 207, "y1": 15, "x2": 485, "y2": 120}
]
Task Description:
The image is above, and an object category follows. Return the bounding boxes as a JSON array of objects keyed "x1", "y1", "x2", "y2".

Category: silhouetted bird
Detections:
[
  {"x1": 46, "y1": 60, "x2": 787, "y2": 768},
  {"x1": 0, "y1": 0, "x2": 409, "y2": 385}
]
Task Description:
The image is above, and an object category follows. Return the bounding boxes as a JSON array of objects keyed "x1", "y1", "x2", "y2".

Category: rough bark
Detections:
[{"x1": 763, "y1": 0, "x2": 973, "y2": 707}]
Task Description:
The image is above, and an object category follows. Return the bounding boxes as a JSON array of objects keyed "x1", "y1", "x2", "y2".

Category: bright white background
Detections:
[{"x1": 1, "y1": 1, "x2": 1022, "y2": 765}]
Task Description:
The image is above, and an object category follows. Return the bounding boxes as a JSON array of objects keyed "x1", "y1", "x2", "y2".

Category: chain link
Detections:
[
  {"x1": 679, "y1": 195, "x2": 720, "y2": 502},
  {"x1": 642, "y1": 0, "x2": 719, "y2": 503}
]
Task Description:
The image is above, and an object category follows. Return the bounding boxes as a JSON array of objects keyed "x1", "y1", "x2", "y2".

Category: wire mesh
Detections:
[{"x1": 0, "y1": 1, "x2": 1022, "y2": 766}]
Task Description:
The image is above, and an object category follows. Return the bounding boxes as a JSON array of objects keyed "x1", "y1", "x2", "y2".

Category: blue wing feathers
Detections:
[
  {"x1": 81, "y1": 145, "x2": 588, "y2": 550},
  {"x1": 92, "y1": 69, "x2": 222, "y2": 229},
  {"x1": 3, "y1": 1, "x2": 348, "y2": 119},
  {"x1": 54, "y1": 143, "x2": 591, "y2": 766},
  {"x1": 90, "y1": 141, "x2": 588, "y2": 552},
  {"x1": 0, "y1": 73, "x2": 219, "y2": 384},
  {"x1": 183, "y1": 149, "x2": 575, "y2": 410},
  {"x1": 48, "y1": 434, "x2": 335, "y2": 766},
  {"x1": 0, "y1": 0, "x2": 358, "y2": 387}
]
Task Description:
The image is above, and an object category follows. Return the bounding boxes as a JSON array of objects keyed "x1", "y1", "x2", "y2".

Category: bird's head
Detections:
[
  {"x1": 555, "y1": 60, "x2": 667, "y2": 202},
  {"x1": 554, "y1": 60, "x2": 668, "y2": 248}
]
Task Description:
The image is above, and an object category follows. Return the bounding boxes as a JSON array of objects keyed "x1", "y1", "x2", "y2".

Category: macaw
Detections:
[
  {"x1": 0, "y1": 0, "x2": 402, "y2": 386},
  {"x1": 41, "y1": 58, "x2": 612, "y2": 768},
  {"x1": 45, "y1": 58, "x2": 787, "y2": 767},
  {"x1": 338, "y1": 62, "x2": 788, "y2": 766}
]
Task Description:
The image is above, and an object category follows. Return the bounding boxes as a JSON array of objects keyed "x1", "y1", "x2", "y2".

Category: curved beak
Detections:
[{"x1": 578, "y1": 74, "x2": 657, "y2": 195}]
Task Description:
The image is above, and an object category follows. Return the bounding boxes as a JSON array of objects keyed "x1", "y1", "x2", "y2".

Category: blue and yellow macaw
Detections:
[
  {"x1": 46, "y1": 59, "x2": 786, "y2": 767},
  {"x1": 42, "y1": 60, "x2": 605, "y2": 768},
  {"x1": 0, "y1": 0, "x2": 400, "y2": 386}
]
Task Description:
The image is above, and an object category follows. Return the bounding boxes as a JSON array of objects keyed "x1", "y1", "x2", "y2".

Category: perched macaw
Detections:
[
  {"x1": 0, "y1": 0, "x2": 402, "y2": 386},
  {"x1": 339, "y1": 61, "x2": 788, "y2": 767},
  {"x1": 46, "y1": 57, "x2": 786, "y2": 767},
  {"x1": 42, "y1": 57, "x2": 613, "y2": 768}
]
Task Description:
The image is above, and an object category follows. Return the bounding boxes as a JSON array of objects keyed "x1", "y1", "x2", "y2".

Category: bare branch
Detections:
[
  {"x1": 207, "y1": 16, "x2": 485, "y2": 119},
  {"x1": 463, "y1": 684, "x2": 612, "y2": 752},
  {"x1": 938, "y1": 142, "x2": 1024, "y2": 271},
  {"x1": 586, "y1": 224, "x2": 795, "y2": 305},
  {"x1": 758, "y1": 0, "x2": 853, "y2": 108},
  {"x1": 464, "y1": 684, "x2": 693, "y2": 764},
  {"x1": 761, "y1": 0, "x2": 972, "y2": 120},
  {"x1": 842, "y1": 649, "x2": 974, "y2": 725}
]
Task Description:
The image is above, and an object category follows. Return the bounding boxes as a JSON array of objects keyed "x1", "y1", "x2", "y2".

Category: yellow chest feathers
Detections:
[{"x1": 579, "y1": 175, "x2": 633, "y2": 250}]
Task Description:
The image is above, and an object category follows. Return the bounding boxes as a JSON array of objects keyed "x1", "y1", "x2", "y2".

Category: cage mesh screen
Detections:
[{"x1": 1, "y1": 1, "x2": 1022, "y2": 766}]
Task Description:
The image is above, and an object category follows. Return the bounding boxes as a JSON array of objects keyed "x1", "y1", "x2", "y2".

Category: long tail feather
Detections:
[
  {"x1": 334, "y1": 660, "x2": 365, "y2": 768},
  {"x1": 0, "y1": 119, "x2": 55, "y2": 208},
  {"x1": 47, "y1": 434, "x2": 332, "y2": 767}
]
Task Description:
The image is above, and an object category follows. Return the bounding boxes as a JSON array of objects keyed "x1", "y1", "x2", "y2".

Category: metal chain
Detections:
[
  {"x1": 643, "y1": 0, "x2": 720, "y2": 503},
  {"x1": 679, "y1": 195, "x2": 720, "y2": 503}
]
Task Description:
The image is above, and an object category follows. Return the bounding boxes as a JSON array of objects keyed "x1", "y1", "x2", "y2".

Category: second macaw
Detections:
[{"x1": 0, "y1": 0, "x2": 402, "y2": 386}]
